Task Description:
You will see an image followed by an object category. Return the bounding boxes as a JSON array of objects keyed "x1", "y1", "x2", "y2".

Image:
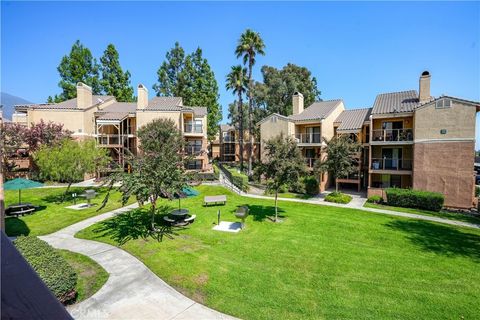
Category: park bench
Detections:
[
  {"x1": 204, "y1": 195, "x2": 227, "y2": 206},
  {"x1": 184, "y1": 215, "x2": 196, "y2": 224}
]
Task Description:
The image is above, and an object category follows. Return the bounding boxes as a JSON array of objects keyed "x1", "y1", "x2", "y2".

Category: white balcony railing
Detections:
[
  {"x1": 372, "y1": 129, "x2": 413, "y2": 142},
  {"x1": 371, "y1": 158, "x2": 412, "y2": 170},
  {"x1": 97, "y1": 134, "x2": 127, "y2": 146},
  {"x1": 184, "y1": 123, "x2": 203, "y2": 134},
  {"x1": 305, "y1": 158, "x2": 319, "y2": 168},
  {"x1": 294, "y1": 133, "x2": 321, "y2": 144}
]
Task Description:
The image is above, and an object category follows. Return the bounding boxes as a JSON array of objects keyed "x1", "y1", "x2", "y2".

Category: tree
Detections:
[
  {"x1": 111, "y1": 119, "x2": 189, "y2": 230},
  {"x1": 255, "y1": 135, "x2": 306, "y2": 222},
  {"x1": 35, "y1": 139, "x2": 110, "y2": 200},
  {"x1": 25, "y1": 120, "x2": 72, "y2": 152},
  {"x1": 226, "y1": 65, "x2": 248, "y2": 171},
  {"x1": 153, "y1": 43, "x2": 222, "y2": 140},
  {"x1": 314, "y1": 135, "x2": 361, "y2": 192},
  {"x1": 50, "y1": 40, "x2": 101, "y2": 102},
  {"x1": 235, "y1": 29, "x2": 266, "y2": 176},
  {"x1": 100, "y1": 44, "x2": 134, "y2": 102},
  {"x1": 253, "y1": 63, "x2": 321, "y2": 116}
]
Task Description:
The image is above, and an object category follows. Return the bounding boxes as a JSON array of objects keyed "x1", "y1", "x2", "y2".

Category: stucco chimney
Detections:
[
  {"x1": 137, "y1": 84, "x2": 148, "y2": 109},
  {"x1": 292, "y1": 92, "x2": 304, "y2": 115},
  {"x1": 76, "y1": 82, "x2": 92, "y2": 109},
  {"x1": 419, "y1": 71, "x2": 431, "y2": 103}
]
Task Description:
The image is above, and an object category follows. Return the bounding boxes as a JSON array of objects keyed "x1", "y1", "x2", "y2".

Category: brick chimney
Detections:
[
  {"x1": 76, "y1": 82, "x2": 92, "y2": 109},
  {"x1": 419, "y1": 71, "x2": 431, "y2": 103},
  {"x1": 292, "y1": 92, "x2": 304, "y2": 115},
  {"x1": 137, "y1": 84, "x2": 148, "y2": 109}
]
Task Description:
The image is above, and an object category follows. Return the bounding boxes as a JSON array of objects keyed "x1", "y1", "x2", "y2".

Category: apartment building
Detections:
[
  {"x1": 259, "y1": 93, "x2": 345, "y2": 191},
  {"x1": 210, "y1": 124, "x2": 260, "y2": 163},
  {"x1": 259, "y1": 72, "x2": 480, "y2": 208},
  {"x1": 12, "y1": 83, "x2": 210, "y2": 172}
]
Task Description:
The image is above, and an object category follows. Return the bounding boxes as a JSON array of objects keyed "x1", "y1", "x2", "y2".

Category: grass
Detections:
[
  {"x1": 324, "y1": 191, "x2": 352, "y2": 204},
  {"x1": 364, "y1": 202, "x2": 480, "y2": 225},
  {"x1": 77, "y1": 185, "x2": 480, "y2": 320},
  {"x1": 5, "y1": 187, "x2": 134, "y2": 237},
  {"x1": 264, "y1": 191, "x2": 313, "y2": 200},
  {"x1": 59, "y1": 249, "x2": 109, "y2": 303}
]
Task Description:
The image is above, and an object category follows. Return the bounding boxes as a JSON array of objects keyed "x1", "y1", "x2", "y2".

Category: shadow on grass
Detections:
[
  {"x1": 90, "y1": 204, "x2": 179, "y2": 245},
  {"x1": 246, "y1": 205, "x2": 286, "y2": 222},
  {"x1": 41, "y1": 187, "x2": 105, "y2": 204},
  {"x1": 5, "y1": 217, "x2": 30, "y2": 237},
  {"x1": 386, "y1": 220, "x2": 480, "y2": 260}
]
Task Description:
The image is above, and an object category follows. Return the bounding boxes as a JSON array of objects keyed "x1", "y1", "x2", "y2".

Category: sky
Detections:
[{"x1": 2, "y1": 1, "x2": 479, "y2": 140}]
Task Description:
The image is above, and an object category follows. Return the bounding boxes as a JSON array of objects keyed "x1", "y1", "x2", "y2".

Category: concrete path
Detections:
[{"x1": 40, "y1": 203, "x2": 236, "y2": 320}]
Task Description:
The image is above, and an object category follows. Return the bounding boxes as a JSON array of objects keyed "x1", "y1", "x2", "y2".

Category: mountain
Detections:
[{"x1": 1, "y1": 92, "x2": 32, "y2": 120}]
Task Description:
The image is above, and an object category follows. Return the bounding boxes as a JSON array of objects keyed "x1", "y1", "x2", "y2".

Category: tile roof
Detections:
[
  {"x1": 99, "y1": 102, "x2": 137, "y2": 113},
  {"x1": 16, "y1": 95, "x2": 114, "y2": 110},
  {"x1": 189, "y1": 106, "x2": 207, "y2": 117},
  {"x1": 288, "y1": 100, "x2": 342, "y2": 121},
  {"x1": 146, "y1": 97, "x2": 183, "y2": 110},
  {"x1": 335, "y1": 108, "x2": 372, "y2": 132},
  {"x1": 96, "y1": 112, "x2": 129, "y2": 121},
  {"x1": 371, "y1": 90, "x2": 419, "y2": 115}
]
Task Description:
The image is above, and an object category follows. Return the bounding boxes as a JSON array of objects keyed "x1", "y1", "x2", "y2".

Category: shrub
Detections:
[
  {"x1": 213, "y1": 164, "x2": 220, "y2": 179},
  {"x1": 288, "y1": 180, "x2": 305, "y2": 194},
  {"x1": 476, "y1": 186, "x2": 480, "y2": 197},
  {"x1": 385, "y1": 188, "x2": 444, "y2": 212},
  {"x1": 231, "y1": 173, "x2": 249, "y2": 192},
  {"x1": 14, "y1": 236, "x2": 77, "y2": 303},
  {"x1": 303, "y1": 176, "x2": 319, "y2": 196},
  {"x1": 367, "y1": 195, "x2": 382, "y2": 204},
  {"x1": 325, "y1": 192, "x2": 352, "y2": 204}
]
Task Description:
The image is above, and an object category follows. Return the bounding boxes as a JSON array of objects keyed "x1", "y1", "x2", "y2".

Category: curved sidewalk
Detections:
[{"x1": 40, "y1": 204, "x2": 236, "y2": 320}]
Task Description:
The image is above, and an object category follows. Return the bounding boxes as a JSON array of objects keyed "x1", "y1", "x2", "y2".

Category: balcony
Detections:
[
  {"x1": 185, "y1": 145, "x2": 202, "y2": 156},
  {"x1": 305, "y1": 158, "x2": 319, "y2": 168},
  {"x1": 371, "y1": 158, "x2": 412, "y2": 171},
  {"x1": 184, "y1": 123, "x2": 203, "y2": 135},
  {"x1": 294, "y1": 133, "x2": 322, "y2": 145},
  {"x1": 223, "y1": 136, "x2": 235, "y2": 142},
  {"x1": 97, "y1": 134, "x2": 127, "y2": 147},
  {"x1": 371, "y1": 129, "x2": 413, "y2": 144}
]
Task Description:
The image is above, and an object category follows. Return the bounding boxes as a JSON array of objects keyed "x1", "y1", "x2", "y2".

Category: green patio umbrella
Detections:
[{"x1": 4, "y1": 178, "x2": 44, "y2": 204}]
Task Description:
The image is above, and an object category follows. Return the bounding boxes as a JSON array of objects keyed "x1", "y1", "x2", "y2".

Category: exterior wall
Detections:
[
  {"x1": 259, "y1": 115, "x2": 294, "y2": 155},
  {"x1": 372, "y1": 116, "x2": 413, "y2": 130},
  {"x1": 135, "y1": 111, "x2": 181, "y2": 131},
  {"x1": 28, "y1": 109, "x2": 89, "y2": 135},
  {"x1": 414, "y1": 101, "x2": 476, "y2": 141},
  {"x1": 321, "y1": 102, "x2": 345, "y2": 140},
  {"x1": 413, "y1": 141, "x2": 475, "y2": 209}
]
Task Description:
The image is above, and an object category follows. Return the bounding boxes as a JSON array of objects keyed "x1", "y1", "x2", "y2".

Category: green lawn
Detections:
[
  {"x1": 77, "y1": 185, "x2": 480, "y2": 319},
  {"x1": 5, "y1": 187, "x2": 133, "y2": 237},
  {"x1": 264, "y1": 191, "x2": 313, "y2": 200},
  {"x1": 59, "y1": 249, "x2": 109, "y2": 303},
  {"x1": 364, "y1": 202, "x2": 480, "y2": 225}
]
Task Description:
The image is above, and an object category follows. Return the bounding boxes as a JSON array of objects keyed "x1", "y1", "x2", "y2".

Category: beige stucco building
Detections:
[
  {"x1": 259, "y1": 72, "x2": 480, "y2": 208},
  {"x1": 13, "y1": 83, "x2": 210, "y2": 172}
]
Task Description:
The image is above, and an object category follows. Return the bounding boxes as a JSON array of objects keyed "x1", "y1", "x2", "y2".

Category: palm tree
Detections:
[
  {"x1": 226, "y1": 65, "x2": 248, "y2": 171},
  {"x1": 235, "y1": 29, "x2": 266, "y2": 176}
]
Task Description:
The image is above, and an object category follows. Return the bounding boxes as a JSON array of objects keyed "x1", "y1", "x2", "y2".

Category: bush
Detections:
[
  {"x1": 303, "y1": 176, "x2": 319, "y2": 196},
  {"x1": 476, "y1": 186, "x2": 480, "y2": 197},
  {"x1": 367, "y1": 195, "x2": 382, "y2": 204},
  {"x1": 385, "y1": 188, "x2": 444, "y2": 212},
  {"x1": 325, "y1": 192, "x2": 352, "y2": 204},
  {"x1": 14, "y1": 236, "x2": 77, "y2": 303},
  {"x1": 213, "y1": 164, "x2": 220, "y2": 179},
  {"x1": 232, "y1": 174, "x2": 249, "y2": 192}
]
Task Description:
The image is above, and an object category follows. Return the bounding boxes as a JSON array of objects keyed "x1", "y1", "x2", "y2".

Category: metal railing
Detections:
[
  {"x1": 305, "y1": 158, "x2": 319, "y2": 168},
  {"x1": 222, "y1": 136, "x2": 235, "y2": 142},
  {"x1": 184, "y1": 123, "x2": 203, "y2": 134},
  {"x1": 371, "y1": 158, "x2": 412, "y2": 170},
  {"x1": 372, "y1": 129, "x2": 413, "y2": 142},
  {"x1": 97, "y1": 134, "x2": 127, "y2": 146},
  {"x1": 294, "y1": 133, "x2": 321, "y2": 144},
  {"x1": 185, "y1": 146, "x2": 202, "y2": 155}
]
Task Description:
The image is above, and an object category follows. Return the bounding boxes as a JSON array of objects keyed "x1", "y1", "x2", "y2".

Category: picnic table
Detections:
[
  {"x1": 6, "y1": 203, "x2": 36, "y2": 217},
  {"x1": 170, "y1": 209, "x2": 190, "y2": 219},
  {"x1": 204, "y1": 195, "x2": 227, "y2": 206}
]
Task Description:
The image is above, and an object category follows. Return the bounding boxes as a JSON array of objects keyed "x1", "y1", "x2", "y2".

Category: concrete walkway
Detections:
[{"x1": 40, "y1": 203, "x2": 236, "y2": 320}]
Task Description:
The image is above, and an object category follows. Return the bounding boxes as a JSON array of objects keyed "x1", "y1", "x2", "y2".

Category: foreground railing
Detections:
[
  {"x1": 294, "y1": 133, "x2": 321, "y2": 144},
  {"x1": 371, "y1": 158, "x2": 412, "y2": 170},
  {"x1": 372, "y1": 129, "x2": 413, "y2": 142}
]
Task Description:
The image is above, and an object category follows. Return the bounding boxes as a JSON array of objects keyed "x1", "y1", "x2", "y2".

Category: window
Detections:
[
  {"x1": 187, "y1": 160, "x2": 202, "y2": 170},
  {"x1": 435, "y1": 98, "x2": 452, "y2": 109},
  {"x1": 271, "y1": 116, "x2": 277, "y2": 123},
  {"x1": 187, "y1": 140, "x2": 202, "y2": 155}
]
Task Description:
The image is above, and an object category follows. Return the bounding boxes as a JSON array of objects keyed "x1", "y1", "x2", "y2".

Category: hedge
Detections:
[
  {"x1": 14, "y1": 236, "x2": 77, "y2": 304},
  {"x1": 367, "y1": 195, "x2": 382, "y2": 204},
  {"x1": 385, "y1": 188, "x2": 444, "y2": 212},
  {"x1": 303, "y1": 176, "x2": 319, "y2": 196},
  {"x1": 325, "y1": 192, "x2": 352, "y2": 204}
]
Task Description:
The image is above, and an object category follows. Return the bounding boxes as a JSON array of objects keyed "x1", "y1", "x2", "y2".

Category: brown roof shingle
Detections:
[
  {"x1": 335, "y1": 108, "x2": 372, "y2": 132},
  {"x1": 371, "y1": 90, "x2": 419, "y2": 115},
  {"x1": 146, "y1": 97, "x2": 183, "y2": 110},
  {"x1": 288, "y1": 100, "x2": 342, "y2": 121},
  {"x1": 16, "y1": 95, "x2": 114, "y2": 110}
]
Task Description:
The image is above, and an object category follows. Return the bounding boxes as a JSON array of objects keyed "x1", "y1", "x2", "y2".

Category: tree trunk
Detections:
[
  {"x1": 62, "y1": 181, "x2": 73, "y2": 203},
  {"x1": 247, "y1": 59, "x2": 254, "y2": 177},
  {"x1": 238, "y1": 93, "x2": 244, "y2": 172},
  {"x1": 274, "y1": 190, "x2": 278, "y2": 222},
  {"x1": 150, "y1": 196, "x2": 157, "y2": 230}
]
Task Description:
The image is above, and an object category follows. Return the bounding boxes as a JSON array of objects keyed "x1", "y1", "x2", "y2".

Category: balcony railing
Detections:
[
  {"x1": 372, "y1": 129, "x2": 413, "y2": 142},
  {"x1": 305, "y1": 158, "x2": 319, "y2": 168},
  {"x1": 371, "y1": 158, "x2": 412, "y2": 171},
  {"x1": 185, "y1": 146, "x2": 202, "y2": 156},
  {"x1": 223, "y1": 136, "x2": 235, "y2": 142},
  {"x1": 97, "y1": 134, "x2": 127, "y2": 146},
  {"x1": 184, "y1": 123, "x2": 203, "y2": 134},
  {"x1": 294, "y1": 133, "x2": 321, "y2": 144}
]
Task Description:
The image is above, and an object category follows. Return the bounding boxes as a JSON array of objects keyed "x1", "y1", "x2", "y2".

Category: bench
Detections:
[
  {"x1": 6, "y1": 208, "x2": 35, "y2": 217},
  {"x1": 184, "y1": 215, "x2": 196, "y2": 224},
  {"x1": 204, "y1": 195, "x2": 227, "y2": 206}
]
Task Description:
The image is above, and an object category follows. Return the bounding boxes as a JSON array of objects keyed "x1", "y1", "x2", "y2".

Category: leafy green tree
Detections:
[
  {"x1": 100, "y1": 44, "x2": 134, "y2": 102},
  {"x1": 112, "y1": 119, "x2": 190, "y2": 230},
  {"x1": 235, "y1": 29, "x2": 266, "y2": 176},
  {"x1": 35, "y1": 139, "x2": 110, "y2": 200},
  {"x1": 255, "y1": 135, "x2": 306, "y2": 222},
  {"x1": 49, "y1": 40, "x2": 101, "y2": 102},
  {"x1": 314, "y1": 135, "x2": 361, "y2": 192},
  {"x1": 226, "y1": 65, "x2": 248, "y2": 171},
  {"x1": 253, "y1": 63, "x2": 321, "y2": 116},
  {"x1": 153, "y1": 43, "x2": 222, "y2": 140}
]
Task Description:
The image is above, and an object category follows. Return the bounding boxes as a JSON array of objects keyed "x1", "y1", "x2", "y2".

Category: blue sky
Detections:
[{"x1": 2, "y1": 1, "x2": 479, "y2": 134}]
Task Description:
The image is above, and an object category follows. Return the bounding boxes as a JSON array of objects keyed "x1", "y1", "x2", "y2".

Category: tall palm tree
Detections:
[
  {"x1": 235, "y1": 29, "x2": 266, "y2": 176},
  {"x1": 226, "y1": 65, "x2": 248, "y2": 171}
]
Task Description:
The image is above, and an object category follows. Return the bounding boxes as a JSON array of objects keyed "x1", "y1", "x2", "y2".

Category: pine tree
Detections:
[{"x1": 100, "y1": 44, "x2": 134, "y2": 102}]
